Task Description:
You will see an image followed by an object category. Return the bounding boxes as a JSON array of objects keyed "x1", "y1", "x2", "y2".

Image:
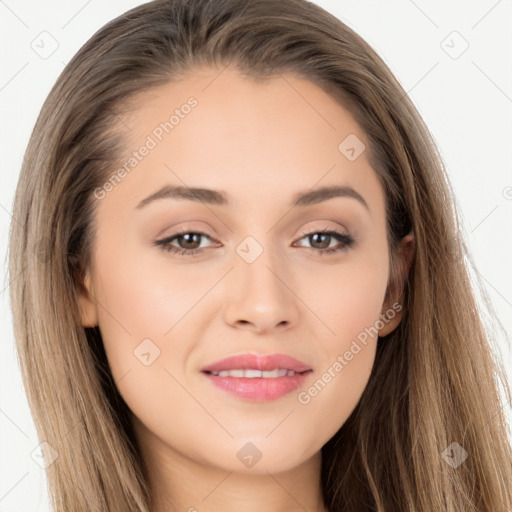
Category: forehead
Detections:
[
  {"x1": 122, "y1": 65, "x2": 364, "y2": 140},
  {"x1": 101, "y1": 65, "x2": 385, "y2": 218}
]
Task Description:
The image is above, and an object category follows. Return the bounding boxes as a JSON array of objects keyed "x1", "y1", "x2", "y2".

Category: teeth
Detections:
[{"x1": 211, "y1": 369, "x2": 298, "y2": 378}]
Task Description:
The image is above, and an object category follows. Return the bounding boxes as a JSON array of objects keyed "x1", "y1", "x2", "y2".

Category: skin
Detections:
[{"x1": 79, "y1": 64, "x2": 414, "y2": 512}]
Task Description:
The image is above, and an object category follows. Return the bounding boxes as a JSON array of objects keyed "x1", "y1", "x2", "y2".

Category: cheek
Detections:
[
  {"x1": 307, "y1": 253, "x2": 388, "y2": 346},
  {"x1": 292, "y1": 259, "x2": 387, "y2": 435},
  {"x1": 94, "y1": 245, "x2": 199, "y2": 339},
  {"x1": 89, "y1": 247, "x2": 185, "y2": 386},
  {"x1": 91, "y1": 255, "x2": 198, "y2": 450}
]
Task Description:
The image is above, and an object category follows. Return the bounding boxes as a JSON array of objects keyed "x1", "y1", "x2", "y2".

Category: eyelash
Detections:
[{"x1": 154, "y1": 227, "x2": 355, "y2": 257}]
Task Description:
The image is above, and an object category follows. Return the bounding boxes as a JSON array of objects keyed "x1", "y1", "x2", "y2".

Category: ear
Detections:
[
  {"x1": 78, "y1": 271, "x2": 99, "y2": 327},
  {"x1": 378, "y1": 232, "x2": 415, "y2": 337}
]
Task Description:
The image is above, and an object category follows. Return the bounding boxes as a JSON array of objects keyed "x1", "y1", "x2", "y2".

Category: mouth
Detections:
[{"x1": 200, "y1": 352, "x2": 313, "y2": 401}]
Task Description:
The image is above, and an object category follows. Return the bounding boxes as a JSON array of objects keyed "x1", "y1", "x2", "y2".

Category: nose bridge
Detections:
[
  {"x1": 238, "y1": 232, "x2": 288, "y2": 299},
  {"x1": 223, "y1": 232, "x2": 299, "y2": 331}
]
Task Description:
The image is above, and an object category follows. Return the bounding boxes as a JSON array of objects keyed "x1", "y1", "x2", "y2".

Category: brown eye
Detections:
[
  {"x1": 295, "y1": 228, "x2": 355, "y2": 255},
  {"x1": 174, "y1": 233, "x2": 202, "y2": 250},
  {"x1": 154, "y1": 230, "x2": 217, "y2": 256}
]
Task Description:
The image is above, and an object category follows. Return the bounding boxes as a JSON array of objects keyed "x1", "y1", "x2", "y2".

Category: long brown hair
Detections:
[{"x1": 9, "y1": 0, "x2": 512, "y2": 510}]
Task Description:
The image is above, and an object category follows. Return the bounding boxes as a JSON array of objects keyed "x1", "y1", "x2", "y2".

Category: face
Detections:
[{"x1": 80, "y1": 65, "x2": 410, "y2": 476}]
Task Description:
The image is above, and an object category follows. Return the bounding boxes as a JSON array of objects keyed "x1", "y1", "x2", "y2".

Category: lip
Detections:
[
  {"x1": 201, "y1": 352, "x2": 312, "y2": 402},
  {"x1": 201, "y1": 352, "x2": 312, "y2": 373}
]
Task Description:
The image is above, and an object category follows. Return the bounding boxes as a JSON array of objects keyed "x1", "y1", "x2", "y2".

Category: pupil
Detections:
[
  {"x1": 311, "y1": 233, "x2": 329, "y2": 249},
  {"x1": 180, "y1": 233, "x2": 200, "y2": 249}
]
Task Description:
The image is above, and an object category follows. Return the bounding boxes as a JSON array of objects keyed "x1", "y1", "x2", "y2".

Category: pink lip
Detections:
[
  {"x1": 201, "y1": 353, "x2": 312, "y2": 373},
  {"x1": 201, "y1": 353, "x2": 312, "y2": 402}
]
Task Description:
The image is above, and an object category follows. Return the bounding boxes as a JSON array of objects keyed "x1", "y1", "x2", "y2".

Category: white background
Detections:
[{"x1": 1, "y1": 0, "x2": 511, "y2": 510}]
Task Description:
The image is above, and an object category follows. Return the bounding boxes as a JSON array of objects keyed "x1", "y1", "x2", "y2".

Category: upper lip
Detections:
[{"x1": 201, "y1": 353, "x2": 312, "y2": 373}]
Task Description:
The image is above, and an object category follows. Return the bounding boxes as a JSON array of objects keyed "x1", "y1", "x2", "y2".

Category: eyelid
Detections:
[
  {"x1": 162, "y1": 226, "x2": 221, "y2": 247},
  {"x1": 157, "y1": 222, "x2": 349, "y2": 244},
  {"x1": 154, "y1": 223, "x2": 355, "y2": 257},
  {"x1": 157, "y1": 224, "x2": 217, "y2": 241},
  {"x1": 297, "y1": 225, "x2": 349, "y2": 238}
]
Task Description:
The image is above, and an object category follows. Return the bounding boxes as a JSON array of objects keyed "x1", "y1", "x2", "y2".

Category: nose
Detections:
[{"x1": 223, "y1": 246, "x2": 300, "y2": 334}]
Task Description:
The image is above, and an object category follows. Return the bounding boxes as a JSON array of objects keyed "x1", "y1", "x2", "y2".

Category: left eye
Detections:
[
  {"x1": 154, "y1": 228, "x2": 355, "y2": 256},
  {"x1": 154, "y1": 230, "x2": 219, "y2": 256}
]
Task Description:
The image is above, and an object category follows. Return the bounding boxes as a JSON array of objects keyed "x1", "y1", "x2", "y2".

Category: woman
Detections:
[{"x1": 8, "y1": 0, "x2": 512, "y2": 510}]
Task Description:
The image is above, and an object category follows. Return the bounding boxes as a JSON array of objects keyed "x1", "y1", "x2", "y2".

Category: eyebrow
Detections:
[{"x1": 135, "y1": 184, "x2": 369, "y2": 211}]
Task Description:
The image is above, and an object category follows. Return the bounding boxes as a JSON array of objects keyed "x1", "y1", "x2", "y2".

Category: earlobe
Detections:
[
  {"x1": 78, "y1": 273, "x2": 98, "y2": 327},
  {"x1": 378, "y1": 232, "x2": 415, "y2": 337},
  {"x1": 378, "y1": 303, "x2": 403, "y2": 337}
]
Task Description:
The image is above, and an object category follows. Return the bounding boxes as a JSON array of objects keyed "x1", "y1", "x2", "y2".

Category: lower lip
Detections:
[{"x1": 202, "y1": 371, "x2": 312, "y2": 401}]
